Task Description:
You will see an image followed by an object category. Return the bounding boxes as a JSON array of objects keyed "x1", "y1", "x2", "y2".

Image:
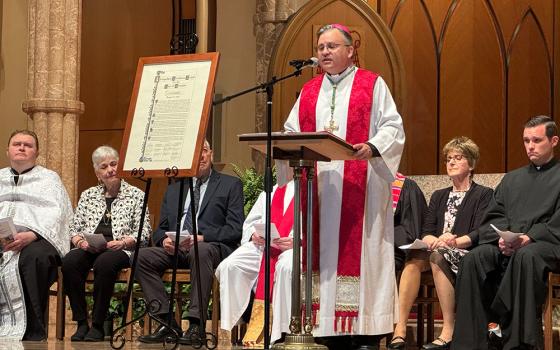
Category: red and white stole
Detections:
[
  {"x1": 254, "y1": 184, "x2": 295, "y2": 301},
  {"x1": 392, "y1": 172, "x2": 406, "y2": 213},
  {"x1": 298, "y1": 69, "x2": 378, "y2": 332}
]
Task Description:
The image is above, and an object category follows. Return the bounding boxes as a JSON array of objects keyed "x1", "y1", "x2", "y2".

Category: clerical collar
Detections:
[
  {"x1": 326, "y1": 65, "x2": 356, "y2": 85},
  {"x1": 531, "y1": 157, "x2": 557, "y2": 171},
  {"x1": 10, "y1": 166, "x2": 35, "y2": 185},
  {"x1": 11, "y1": 166, "x2": 35, "y2": 175}
]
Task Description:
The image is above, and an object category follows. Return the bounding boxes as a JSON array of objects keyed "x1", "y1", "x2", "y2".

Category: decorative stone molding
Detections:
[{"x1": 22, "y1": 99, "x2": 84, "y2": 115}]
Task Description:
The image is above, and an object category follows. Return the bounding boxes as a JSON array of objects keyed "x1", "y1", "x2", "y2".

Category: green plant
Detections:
[
  {"x1": 181, "y1": 283, "x2": 191, "y2": 319},
  {"x1": 107, "y1": 283, "x2": 145, "y2": 327},
  {"x1": 232, "y1": 164, "x2": 277, "y2": 216}
]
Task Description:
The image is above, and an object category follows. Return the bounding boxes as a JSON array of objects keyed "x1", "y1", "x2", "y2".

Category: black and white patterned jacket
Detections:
[{"x1": 69, "y1": 180, "x2": 151, "y2": 254}]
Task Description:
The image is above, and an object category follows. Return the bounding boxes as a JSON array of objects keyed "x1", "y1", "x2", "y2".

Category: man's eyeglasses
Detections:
[
  {"x1": 445, "y1": 154, "x2": 465, "y2": 163},
  {"x1": 316, "y1": 42, "x2": 351, "y2": 52}
]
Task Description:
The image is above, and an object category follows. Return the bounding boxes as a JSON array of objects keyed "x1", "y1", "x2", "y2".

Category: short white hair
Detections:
[{"x1": 92, "y1": 145, "x2": 119, "y2": 170}]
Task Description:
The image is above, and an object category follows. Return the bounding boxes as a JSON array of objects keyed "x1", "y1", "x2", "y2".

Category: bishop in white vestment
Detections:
[{"x1": 281, "y1": 24, "x2": 405, "y2": 344}]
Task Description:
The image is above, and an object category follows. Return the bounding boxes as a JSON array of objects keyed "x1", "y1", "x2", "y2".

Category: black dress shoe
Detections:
[
  {"x1": 71, "y1": 323, "x2": 90, "y2": 342},
  {"x1": 387, "y1": 336, "x2": 406, "y2": 349},
  {"x1": 138, "y1": 325, "x2": 181, "y2": 344},
  {"x1": 178, "y1": 323, "x2": 205, "y2": 346},
  {"x1": 84, "y1": 327, "x2": 104, "y2": 342},
  {"x1": 422, "y1": 338, "x2": 451, "y2": 350}
]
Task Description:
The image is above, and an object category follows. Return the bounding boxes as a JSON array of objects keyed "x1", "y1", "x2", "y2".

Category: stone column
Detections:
[
  {"x1": 196, "y1": 0, "x2": 216, "y2": 53},
  {"x1": 22, "y1": 0, "x2": 84, "y2": 204},
  {"x1": 253, "y1": 0, "x2": 307, "y2": 168}
]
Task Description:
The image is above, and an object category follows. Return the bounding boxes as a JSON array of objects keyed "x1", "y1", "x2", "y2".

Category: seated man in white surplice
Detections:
[
  {"x1": 0, "y1": 130, "x2": 73, "y2": 340},
  {"x1": 216, "y1": 180, "x2": 294, "y2": 346}
]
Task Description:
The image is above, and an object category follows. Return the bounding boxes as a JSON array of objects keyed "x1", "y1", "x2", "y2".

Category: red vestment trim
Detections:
[
  {"x1": 392, "y1": 172, "x2": 406, "y2": 211},
  {"x1": 254, "y1": 184, "x2": 294, "y2": 301}
]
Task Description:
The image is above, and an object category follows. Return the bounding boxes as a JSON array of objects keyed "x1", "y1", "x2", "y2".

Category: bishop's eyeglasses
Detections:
[{"x1": 316, "y1": 42, "x2": 351, "y2": 52}]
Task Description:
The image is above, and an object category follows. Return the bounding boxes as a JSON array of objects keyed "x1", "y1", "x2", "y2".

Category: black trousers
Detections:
[
  {"x1": 452, "y1": 242, "x2": 560, "y2": 350},
  {"x1": 19, "y1": 238, "x2": 60, "y2": 340},
  {"x1": 134, "y1": 243, "x2": 221, "y2": 323},
  {"x1": 61, "y1": 249, "x2": 130, "y2": 326}
]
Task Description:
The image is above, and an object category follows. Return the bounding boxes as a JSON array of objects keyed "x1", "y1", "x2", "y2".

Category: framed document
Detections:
[{"x1": 118, "y1": 53, "x2": 220, "y2": 178}]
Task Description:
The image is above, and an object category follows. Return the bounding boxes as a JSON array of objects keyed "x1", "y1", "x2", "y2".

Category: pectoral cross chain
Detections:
[{"x1": 324, "y1": 84, "x2": 339, "y2": 133}]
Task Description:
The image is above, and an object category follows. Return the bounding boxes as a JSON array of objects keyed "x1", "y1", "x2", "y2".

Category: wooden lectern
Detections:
[
  {"x1": 240, "y1": 131, "x2": 356, "y2": 162},
  {"x1": 239, "y1": 131, "x2": 355, "y2": 350}
]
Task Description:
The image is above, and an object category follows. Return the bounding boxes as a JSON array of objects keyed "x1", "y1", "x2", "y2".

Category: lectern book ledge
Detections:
[{"x1": 238, "y1": 131, "x2": 357, "y2": 161}]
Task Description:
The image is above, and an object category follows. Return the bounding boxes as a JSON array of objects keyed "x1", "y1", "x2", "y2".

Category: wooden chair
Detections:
[
  {"x1": 544, "y1": 272, "x2": 560, "y2": 350},
  {"x1": 414, "y1": 271, "x2": 437, "y2": 347},
  {"x1": 47, "y1": 268, "x2": 66, "y2": 339},
  {"x1": 53, "y1": 267, "x2": 134, "y2": 340}
]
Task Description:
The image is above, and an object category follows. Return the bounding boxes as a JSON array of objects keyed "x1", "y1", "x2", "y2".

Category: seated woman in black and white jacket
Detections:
[{"x1": 62, "y1": 145, "x2": 151, "y2": 342}]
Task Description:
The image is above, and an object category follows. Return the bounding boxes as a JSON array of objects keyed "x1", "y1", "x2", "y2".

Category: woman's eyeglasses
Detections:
[{"x1": 445, "y1": 154, "x2": 465, "y2": 163}]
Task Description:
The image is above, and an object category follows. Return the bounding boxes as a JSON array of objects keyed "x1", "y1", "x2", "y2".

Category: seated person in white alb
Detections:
[
  {"x1": 0, "y1": 130, "x2": 73, "y2": 340},
  {"x1": 216, "y1": 180, "x2": 294, "y2": 346}
]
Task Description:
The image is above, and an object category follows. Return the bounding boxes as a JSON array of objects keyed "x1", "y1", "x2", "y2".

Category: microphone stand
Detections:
[{"x1": 213, "y1": 63, "x2": 311, "y2": 349}]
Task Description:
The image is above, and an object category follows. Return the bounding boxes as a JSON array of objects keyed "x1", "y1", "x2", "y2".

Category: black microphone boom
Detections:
[{"x1": 289, "y1": 57, "x2": 319, "y2": 69}]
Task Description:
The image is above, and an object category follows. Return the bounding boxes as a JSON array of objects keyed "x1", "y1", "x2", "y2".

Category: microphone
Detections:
[{"x1": 289, "y1": 57, "x2": 319, "y2": 69}]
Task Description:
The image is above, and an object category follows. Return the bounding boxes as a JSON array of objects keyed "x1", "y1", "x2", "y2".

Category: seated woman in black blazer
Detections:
[{"x1": 388, "y1": 137, "x2": 493, "y2": 350}]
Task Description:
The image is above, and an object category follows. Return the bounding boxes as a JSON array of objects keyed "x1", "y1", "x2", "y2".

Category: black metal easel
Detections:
[{"x1": 110, "y1": 167, "x2": 160, "y2": 349}]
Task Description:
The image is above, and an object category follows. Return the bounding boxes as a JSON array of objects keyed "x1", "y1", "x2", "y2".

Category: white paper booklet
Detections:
[
  {"x1": 165, "y1": 230, "x2": 193, "y2": 243},
  {"x1": 84, "y1": 233, "x2": 108, "y2": 251},
  {"x1": 0, "y1": 217, "x2": 16, "y2": 250},
  {"x1": 399, "y1": 239, "x2": 429, "y2": 250},
  {"x1": 490, "y1": 224, "x2": 523, "y2": 243},
  {"x1": 253, "y1": 223, "x2": 280, "y2": 240}
]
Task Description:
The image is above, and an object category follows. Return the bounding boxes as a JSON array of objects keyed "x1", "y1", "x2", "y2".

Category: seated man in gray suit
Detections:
[{"x1": 136, "y1": 140, "x2": 244, "y2": 344}]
